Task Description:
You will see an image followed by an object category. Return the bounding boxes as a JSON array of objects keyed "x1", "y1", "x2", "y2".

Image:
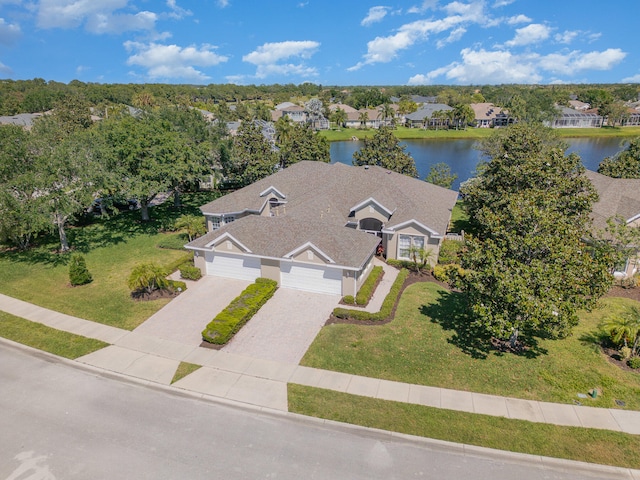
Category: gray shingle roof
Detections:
[
  {"x1": 585, "y1": 170, "x2": 640, "y2": 230},
  {"x1": 187, "y1": 215, "x2": 380, "y2": 269},
  {"x1": 404, "y1": 104, "x2": 453, "y2": 121},
  {"x1": 200, "y1": 161, "x2": 459, "y2": 237}
]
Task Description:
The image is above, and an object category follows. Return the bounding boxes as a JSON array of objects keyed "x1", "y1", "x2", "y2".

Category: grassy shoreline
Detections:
[{"x1": 320, "y1": 125, "x2": 640, "y2": 142}]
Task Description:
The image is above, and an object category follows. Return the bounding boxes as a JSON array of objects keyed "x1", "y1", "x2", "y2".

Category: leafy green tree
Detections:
[
  {"x1": 227, "y1": 121, "x2": 279, "y2": 186},
  {"x1": 601, "y1": 101, "x2": 630, "y2": 127},
  {"x1": 69, "y1": 253, "x2": 93, "y2": 286},
  {"x1": 398, "y1": 96, "x2": 418, "y2": 116},
  {"x1": 277, "y1": 122, "x2": 330, "y2": 168},
  {"x1": 0, "y1": 125, "x2": 48, "y2": 249},
  {"x1": 426, "y1": 162, "x2": 457, "y2": 189},
  {"x1": 453, "y1": 104, "x2": 475, "y2": 130},
  {"x1": 352, "y1": 126, "x2": 418, "y2": 177},
  {"x1": 598, "y1": 138, "x2": 640, "y2": 178},
  {"x1": 128, "y1": 262, "x2": 169, "y2": 294},
  {"x1": 460, "y1": 123, "x2": 612, "y2": 346},
  {"x1": 30, "y1": 99, "x2": 99, "y2": 251},
  {"x1": 174, "y1": 214, "x2": 206, "y2": 242}
]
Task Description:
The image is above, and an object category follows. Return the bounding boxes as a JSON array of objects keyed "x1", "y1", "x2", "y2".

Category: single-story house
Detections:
[
  {"x1": 470, "y1": 103, "x2": 504, "y2": 128},
  {"x1": 404, "y1": 104, "x2": 453, "y2": 128},
  {"x1": 548, "y1": 107, "x2": 603, "y2": 128},
  {"x1": 586, "y1": 170, "x2": 640, "y2": 279},
  {"x1": 186, "y1": 161, "x2": 458, "y2": 296}
]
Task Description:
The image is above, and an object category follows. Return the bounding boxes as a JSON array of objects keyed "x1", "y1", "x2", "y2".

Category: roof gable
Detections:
[
  {"x1": 207, "y1": 232, "x2": 253, "y2": 253},
  {"x1": 350, "y1": 197, "x2": 394, "y2": 217},
  {"x1": 284, "y1": 241, "x2": 336, "y2": 264}
]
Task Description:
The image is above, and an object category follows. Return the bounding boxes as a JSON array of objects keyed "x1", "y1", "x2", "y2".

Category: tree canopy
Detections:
[
  {"x1": 597, "y1": 137, "x2": 640, "y2": 179},
  {"x1": 352, "y1": 126, "x2": 418, "y2": 177},
  {"x1": 460, "y1": 123, "x2": 612, "y2": 346}
]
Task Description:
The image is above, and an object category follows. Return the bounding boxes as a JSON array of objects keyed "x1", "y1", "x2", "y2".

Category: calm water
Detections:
[{"x1": 330, "y1": 136, "x2": 631, "y2": 190}]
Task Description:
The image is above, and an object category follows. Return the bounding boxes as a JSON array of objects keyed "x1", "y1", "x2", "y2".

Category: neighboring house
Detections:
[
  {"x1": 470, "y1": 103, "x2": 504, "y2": 128},
  {"x1": 586, "y1": 170, "x2": 640, "y2": 279},
  {"x1": 271, "y1": 103, "x2": 329, "y2": 129},
  {"x1": 186, "y1": 161, "x2": 458, "y2": 296},
  {"x1": 404, "y1": 104, "x2": 454, "y2": 128},
  {"x1": 549, "y1": 107, "x2": 603, "y2": 128},
  {"x1": 568, "y1": 100, "x2": 590, "y2": 111},
  {"x1": 344, "y1": 108, "x2": 382, "y2": 129}
]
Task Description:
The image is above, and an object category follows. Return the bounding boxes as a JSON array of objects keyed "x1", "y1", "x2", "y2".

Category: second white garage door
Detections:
[
  {"x1": 207, "y1": 253, "x2": 261, "y2": 281},
  {"x1": 280, "y1": 263, "x2": 342, "y2": 295}
]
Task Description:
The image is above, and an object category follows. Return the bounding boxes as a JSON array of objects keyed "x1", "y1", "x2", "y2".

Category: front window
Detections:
[
  {"x1": 398, "y1": 234, "x2": 424, "y2": 259},
  {"x1": 211, "y1": 216, "x2": 221, "y2": 230}
]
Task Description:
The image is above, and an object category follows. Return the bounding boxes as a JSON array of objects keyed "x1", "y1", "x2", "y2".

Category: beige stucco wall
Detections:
[
  {"x1": 385, "y1": 226, "x2": 441, "y2": 264},
  {"x1": 352, "y1": 202, "x2": 390, "y2": 224},
  {"x1": 193, "y1": 250, "x2": 206, "y2": 274},
  {"x1": 214, "y1": 238, "x2": 244, "y2": 254},
  {"x1": 342, "y1": 270, "x2": 356, "y2": 297},
  {"x1": 261, "y1": 258, "x2": 281, "y2": 283},
  {"x1": 292, "y1": 248, "x2": 327, "y2": 265}
]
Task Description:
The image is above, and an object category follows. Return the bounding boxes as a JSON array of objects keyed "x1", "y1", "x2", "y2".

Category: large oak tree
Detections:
[{"x1": 460, "y1": 124, "x2": 612, "y2": 345}]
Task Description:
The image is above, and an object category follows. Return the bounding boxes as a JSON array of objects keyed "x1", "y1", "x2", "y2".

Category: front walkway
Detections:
[{"x1": 2, "y1": 289, "x2": 640, "y2": 441}]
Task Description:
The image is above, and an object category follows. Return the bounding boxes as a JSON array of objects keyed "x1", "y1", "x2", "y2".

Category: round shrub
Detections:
[
  {"x1": 438, "y1": 239, "x2": 463, "y2": 265},
  {"x1": 180, "y1": 265, "x2": 202, "y2": 281},
  {"x1": 628, "y1": 356, "x2": 640, "y2": 369},
  {"x1": 127, "y1": 262, "x2": 168, "y2": 294},
  {"x1": 343, "y1": 295, "x2": 355, "y2": 305},
  {"x1": 69, "y1": 254, "x2": 92, "y2": 286}
]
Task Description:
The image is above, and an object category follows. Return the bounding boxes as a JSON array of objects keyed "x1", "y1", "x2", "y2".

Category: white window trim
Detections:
[{"x1": 398, "y1": 234, "x2": 425, "y2": 260}]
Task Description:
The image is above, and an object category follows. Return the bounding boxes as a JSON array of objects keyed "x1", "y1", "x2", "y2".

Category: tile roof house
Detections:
[
  {"x1": 585, "y1": 170, "x2": 640, "y2": 279},
  {"x1": 186, "y1": 161, "x2": 459, "y2": 296},
  {"x1": 470, "y1": 103, "x2": 505, "y2": 128}
]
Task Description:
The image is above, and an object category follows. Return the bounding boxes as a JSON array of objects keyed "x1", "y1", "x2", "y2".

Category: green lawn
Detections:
[
  {"x1": 0, "y1": 191, "x2": 219, "y2": 330},
  {"x1": 0, "y1": 312, "x2": 108, "y2": 359},
  {"x1": 320, "y1": 125, "x2": 640, "y2": 142},
  {"x1": 301, "y1": 282, "x2": 640, "y2": 410},
  {"x1": 288, "y1": 384, "x2": 640, "y2": 469}
]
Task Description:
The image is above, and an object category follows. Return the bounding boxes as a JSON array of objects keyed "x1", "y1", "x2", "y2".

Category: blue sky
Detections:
[{"x1": 0, "y1": 0, "x2": 638, "y2": 86}]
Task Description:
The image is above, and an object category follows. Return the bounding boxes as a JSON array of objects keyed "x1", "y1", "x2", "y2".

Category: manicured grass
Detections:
[
  {"x1": 171, "y1": 361, "x2": 201, "y2": 384},
  {"x1": 301, "y1": 282, "x2": 640, "y2": 410},
  {"x1": 449, "y1": 200, "x2": 472, "y2": 234},
  {"x1": 0, "y1": 312, "x2": 108, "y2": 359},
  {"x1": 0, "y1": 191, "x2": 220, "y2": 330},
  {"x1": 320, "y1": 125, "x2": 640, "y2": 142},
  {"x1": 288, "y1": 384, "x2": 640, "y2": 469}
]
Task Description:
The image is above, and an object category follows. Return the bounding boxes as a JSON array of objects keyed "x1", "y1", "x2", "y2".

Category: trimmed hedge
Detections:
[
  {"x1": 386, "y1": 259, "x2": 414, "y2": 270},
  {"x1": 180, "y1": 264, "x2": 202, "y2": 281},
  {"x1": 202, "y1": 278, "x2": 278, "y2": 345},
  {"x1": 355, "y1": 266, "x2": 383, "y2": 306},
  {"x1": 333, "y1": 268, "x2": 409, "y2": 322}
]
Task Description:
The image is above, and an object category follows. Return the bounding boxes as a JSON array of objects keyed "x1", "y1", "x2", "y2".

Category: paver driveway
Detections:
[
  {"x1": 133, "y1": 275, "x2": 250, "y2": 345},
  {"x1": 222, "y1": 288, "x2": 341, "y2": 364}
]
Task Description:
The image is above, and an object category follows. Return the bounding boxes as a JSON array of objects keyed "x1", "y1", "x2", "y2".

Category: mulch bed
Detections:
[
  {"x1": 131, "y1": 289, "x2": 180, "y2": 301},
  {"x1": 604, "y1": 285, "x2": 640, "y2": 302}
]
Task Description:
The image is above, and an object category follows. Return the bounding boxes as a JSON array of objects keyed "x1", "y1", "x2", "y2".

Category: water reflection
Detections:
[{"x1": 330, "y1": 136, "x2": 631, "y2": 190}]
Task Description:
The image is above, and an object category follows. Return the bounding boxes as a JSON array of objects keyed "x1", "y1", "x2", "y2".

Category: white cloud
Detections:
[
  {"x1": 493, "y1": 0, "x2": 515, "y2": 6},
  {"x1": 351, "y1": 2, "x2": 490, "y2": 69},
  {"x1": 243, "y1": 40, "x2": 319, "y2": 64},
  {"x1": 0, "y1": 17, "x2": 21, "y2": 45},
  {"x1": 165, "y1": 0, "x2": 192, "y2": 19},
  {"x1": 407, "y1": 0, "x2": 438, "y2": 14},
  {"x1": 506, "y1": 14, "x2": 531, "y2": 25},
  {"x1": 436, "y1": 26, "x2": 466, "y2": 48},
  {"x1": 242, "y1": 40, "x2": 320, "y2": 79},
  {"x1": 217, "y1": 0, "x2": 229, "y2": 7},
  {"x1": 36, "y1": 0, "x2": 158, "y2": 34},
  {"x1": 0, "y1": 60, "x2": 12, "y2": 75},
  {"x1": 409, "y1": 46, "x2": 627, "y2": 85},
  {"x1": 622, "y1": 73, "x2": 640, "y2": 83},
  {"x1": 361, "y1": 6, "x2": 389, "y2": 26},
  {"x1": 124, "y1": 41, "x2": 228, "y2": 82},
  {"x1": 505, "y1": 23, "x2": 551, "y2": 46},
  {"x1": 554, "y1": 30, "x2": 578, "y2": 44}
]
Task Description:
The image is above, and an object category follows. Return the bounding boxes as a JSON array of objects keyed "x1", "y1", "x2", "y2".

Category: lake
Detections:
[{"x1": 330, "y1": 136, "x2": 631, "y2": 190}]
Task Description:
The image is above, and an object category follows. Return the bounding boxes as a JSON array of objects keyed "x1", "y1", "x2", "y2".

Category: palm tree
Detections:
[
  {"x1": 358, "y1": 111, "x2": 369, "y2": 129},
  {"x1": 602, "y1": 307, "x2": 640, "y2": 356},
  {"x1": 174, "y1": 214, "x2": 206, "y2": 242},
  {"x1": 378, "y1": 103, "x2": 395, "y2": 127},
  {"x1": 331, "y1": 108, "x2": 347, "y2": 128},
  {"x1": 407, "y1": 246, "x2": 435, "y2": 273},
  {"x1": 127, "y1": 262, "x2": 169, "y2": 295},
  {"x1": 454, "y1": 104, "x2": 475, "y2": 130}
]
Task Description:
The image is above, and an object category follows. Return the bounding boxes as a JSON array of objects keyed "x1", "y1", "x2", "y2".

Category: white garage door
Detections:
[
  {"x1": 281, "y1": 263, "x2": 342, "y2": 295},
  {"x1": 207, "y1": 253, "x2": 261, "y2": 281}
]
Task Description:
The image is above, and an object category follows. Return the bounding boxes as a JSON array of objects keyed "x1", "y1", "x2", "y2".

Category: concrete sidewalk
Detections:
[{"x1": 2, "y1": 292, "x2": 640, "y2": 436}]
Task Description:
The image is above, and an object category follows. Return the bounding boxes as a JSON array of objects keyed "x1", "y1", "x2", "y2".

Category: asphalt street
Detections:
[{"x1": 0, "y1": 343, "x2": 634, "y2": 480}]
